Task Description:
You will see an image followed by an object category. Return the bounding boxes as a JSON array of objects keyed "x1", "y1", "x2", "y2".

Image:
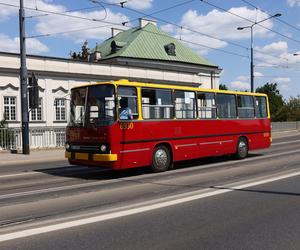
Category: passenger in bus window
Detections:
[{"x1": 119, "y1": 97, "x2": 133, "y2": 120}]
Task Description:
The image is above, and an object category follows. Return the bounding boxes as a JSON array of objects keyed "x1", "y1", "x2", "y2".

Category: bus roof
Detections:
[{"x1": 71, "y1": 79, "x2": 268, "y2": 97}]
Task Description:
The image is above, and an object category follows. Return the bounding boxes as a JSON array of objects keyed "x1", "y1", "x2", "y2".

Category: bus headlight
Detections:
[{"x1": 100, "y1": 144, "x2": 107, "y2": 152}]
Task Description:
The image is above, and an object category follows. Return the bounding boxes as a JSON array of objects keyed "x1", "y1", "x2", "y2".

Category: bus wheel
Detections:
[
  {"x1": 236, "y1": 137, "x2": 248, "y2": 159},
  {"x1": 152, "y1": 146, "x2": 171, "y2": 172}
]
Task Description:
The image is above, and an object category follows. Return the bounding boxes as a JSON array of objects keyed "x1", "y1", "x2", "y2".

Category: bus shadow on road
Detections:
[
  {"x1": 210, "y1": 186, "x2": 300, "y2": 197},
  {"x1": 35, "y1": 153, "x2": 264, "y2": 181}
]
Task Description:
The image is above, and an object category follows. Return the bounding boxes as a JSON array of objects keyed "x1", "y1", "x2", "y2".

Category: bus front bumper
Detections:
[{"x1": 65, "y1": 151, "x2": 117, "y2": 162}]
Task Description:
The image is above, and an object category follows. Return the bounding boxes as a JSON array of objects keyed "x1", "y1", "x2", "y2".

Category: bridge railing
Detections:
[
  {"x1": 0, "y1": 127, "x2": 65, "y2": 151},
  {"x1": 271, "y1": 121, "x2": 300, "y2": 132}
]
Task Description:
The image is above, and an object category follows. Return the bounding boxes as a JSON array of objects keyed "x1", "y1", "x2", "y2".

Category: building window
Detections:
[
  {"x1": 31, "y1": 98, "x2": 42, "y2": 121},
  {"x1": 3, "y1": 97, "x2": 16, "y2": 121},
  {"x1": 174, "y1": 90, "x2": 197, "y2": 119},
  {"x1": 141, "y1": 88, "x2": 173, "y2": 119},
  {"x1": 54, "y1": 98, "x2": 66, "y2": 121},
  {"x1": 164, "y1": 43, "x2": 176, "y2": 56}
]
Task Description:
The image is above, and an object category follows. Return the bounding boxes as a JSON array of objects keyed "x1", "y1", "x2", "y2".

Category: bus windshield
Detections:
[{"x1": 69, "y1": 84, "x2": 115, "y2": 127}]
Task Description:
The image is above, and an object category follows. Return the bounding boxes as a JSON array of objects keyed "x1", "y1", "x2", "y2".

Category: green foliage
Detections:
[
  {"x1": 219, "y1": 84, "x2": 228, "y2": 90},
  {"x1": 286, "y1": 95, "x2": 300, "y2": 121},
  {"x1": 256, "y1": 83, "x2": 286, "y2": 121}
]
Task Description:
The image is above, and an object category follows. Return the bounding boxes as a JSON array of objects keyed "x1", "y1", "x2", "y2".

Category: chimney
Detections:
[
  {"x1": 111, "y1": 28, "x2": 124, "y2": 37},
  {"x1": 139, "y1": 18, "x2": 157, "y2": 28}
]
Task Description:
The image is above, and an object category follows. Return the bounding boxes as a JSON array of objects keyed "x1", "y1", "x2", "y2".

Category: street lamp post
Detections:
[{"x1": 237, "y1": 13, "x2": 282, "y2": 92}]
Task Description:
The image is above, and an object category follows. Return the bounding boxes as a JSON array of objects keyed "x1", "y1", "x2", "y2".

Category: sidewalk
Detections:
[{"x1": 0, "y1": 149, "x2": 66, "y2": 167}]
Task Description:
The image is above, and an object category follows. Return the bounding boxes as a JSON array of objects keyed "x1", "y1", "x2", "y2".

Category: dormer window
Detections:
[
  {"x1": 164, "y1": 43, "x2": 176, "y2": 56},
  {"x1": 111, "y1": 40, "x2": 126, "y2": 54}
]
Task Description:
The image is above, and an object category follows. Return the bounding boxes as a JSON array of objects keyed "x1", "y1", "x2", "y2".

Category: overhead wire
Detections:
[
  {"x1": 0, "y1": 1, "x2": 249, "y2": 58},
  {"x1": 199, "y1": 0, "x2": 300, "y2": 45},
  {"x1": 241, "y1": 0, "x2": 300, "y2": 33},
  {"x1": 95, "y1": 0, "x2": 249, "y2": 50},
  {"x1": 26, "y1": 6, "x2": 104, "y2": 19}
]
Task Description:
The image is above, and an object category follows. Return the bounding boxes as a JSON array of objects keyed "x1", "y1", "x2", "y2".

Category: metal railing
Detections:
[
  {"x1": 271, "y1": 121, "x2": 300, "y2": 132},
  {"x1": 0, "y1": 127, "x2": 65, "y2": 151}
]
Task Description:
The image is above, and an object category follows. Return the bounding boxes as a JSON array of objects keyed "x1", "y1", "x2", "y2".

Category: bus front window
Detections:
[{"x1": 69, "y1": 85, "x2": 116, "y2": 127}]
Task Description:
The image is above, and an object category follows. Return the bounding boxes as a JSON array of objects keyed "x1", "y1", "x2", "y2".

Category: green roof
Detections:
[{"x1": 93, "y1": 23, "x2": 217, "y2": 67}]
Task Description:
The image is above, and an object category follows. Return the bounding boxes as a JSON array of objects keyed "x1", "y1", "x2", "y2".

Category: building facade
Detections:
[{"x1": 0, "y1": 19, "x2": 221, "y2": 130}]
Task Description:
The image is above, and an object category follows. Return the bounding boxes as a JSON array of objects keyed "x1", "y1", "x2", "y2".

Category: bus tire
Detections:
[
  {"x1": 235, "y1": 137, "x2": 248, "y2": 159},
  {"x1": 151, "y1": 145, "x2": 171, "y2": 172}
]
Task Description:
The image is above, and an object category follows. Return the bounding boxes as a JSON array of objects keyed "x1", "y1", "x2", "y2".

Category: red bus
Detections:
[{"x1": 65, "y1": 79, "x2": 271, "y2": 172}]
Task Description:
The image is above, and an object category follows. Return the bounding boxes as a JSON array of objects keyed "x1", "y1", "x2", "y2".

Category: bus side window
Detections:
[
  {"x1": 216, "y1": 93, "x2": 237, "y2": 119},
  {"x1": 197, "y1": 92, "x2": 216, "y2": 119},
  {"x1": 141, "y1": 88, "x2": 173, "y2": 119},
  {"x1": 174, "y1": 91, "x2": 197, "y2": 119},
  {"x1": 237, "y1": 95, "x2": 255, "y2": 118},
  {"x1": 255, "y1": 96, "x2": 267, "y2": 118},
  {"x1": 117, "y1": 86, "x2": 138, "y2": 120}
]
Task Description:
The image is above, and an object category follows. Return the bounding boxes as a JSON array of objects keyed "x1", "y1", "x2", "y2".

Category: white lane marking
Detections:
[
  {"x1": 0, "y1": 179, "x2": 116, "y2": 200},
  {"x1": 272, "y1": 139, "x2": 300, "y2": 146},
  {"x1": 0, "y1": 172, "x2": 39, "y2": 179},
  {"x1": 0, "y1": 170, "x2": 299, "y2": 242}
]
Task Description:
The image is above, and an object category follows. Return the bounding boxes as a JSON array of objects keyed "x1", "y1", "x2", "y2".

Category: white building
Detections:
[{"x1": 0, "y1": 19, "x2": 221, "y2": 135}]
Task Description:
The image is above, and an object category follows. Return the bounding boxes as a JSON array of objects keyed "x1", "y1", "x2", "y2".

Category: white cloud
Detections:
[
  {"x1": 287, "y1": 0, "x2": 300, "y2": 7},
  {"x1": 235, "y1": 72, "x2": 262, "y2": 82},
  {"x1": 230, "y1": 81, "x2": 250, "y2": 90},
  {"x1": 254, "y1": 71, "x2": 264, "y2": 77},
  {"x1": 160, "y1": 24, "x2": 175, "y2": 34},
  {"x1": 0, "y1": 0, "x2": 129, "y2": 44},
  {"x1": 34, "y1": 8, "x2": 129, "y2": 43},
  {"x1": 162, "y1": 7, "x2": 273, "y2": 54},
  {"x1": 0, "y1": 0, "x2": 63, "y2": 21},
  {"x1": 0, "y1": 33, "x2": 49, "y2": 54},
  {"x1": 272, "y1": 77, "x2": 291, "y2": 83},
  {"x1": 236, "y1": 75, "x2": 249, "y2": 81},
  {"x1": 256, "y1": 41, "x2": 288, "y2": 55},
  {"x1": 107, "y1": 0, "x2": 153, "y2": 10},
  {"x1": 255, "y1": 41, "x2": 300, "y2": 68},
  {"x1": 273, "y1": 77, "x2": 292, "y2": 91},
  {"x1": 0, "y1": 0, "x2": 18, "y2": 21}
]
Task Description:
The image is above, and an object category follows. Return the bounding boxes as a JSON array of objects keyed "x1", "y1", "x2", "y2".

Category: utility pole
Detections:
[
  {"x1": 237, "y1": 13, "x2": 281, "y2": 92},
  {"x1": 19, "y1": 0, "x2": 30, "y2": 154}
]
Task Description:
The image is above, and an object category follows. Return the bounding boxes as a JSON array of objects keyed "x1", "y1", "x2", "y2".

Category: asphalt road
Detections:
[{"x1": 0, "y1": 133, "x2": 300, "y2": 249}]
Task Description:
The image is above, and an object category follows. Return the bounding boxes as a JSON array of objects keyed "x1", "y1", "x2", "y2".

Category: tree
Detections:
[
  {"x1": 256, "y1": 83, "x2": 287, "y2": 121},
  {"x1": 219, "y1": 84, "x2": 228, "y2": 90},
  {"x1": 286, "y1": 95, "x2": 300, "y2": 121}
]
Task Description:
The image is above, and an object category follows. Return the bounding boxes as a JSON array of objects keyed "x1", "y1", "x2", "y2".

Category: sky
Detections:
[{"x1": 0, "y1": 0, "x2": 299, "y2": 99}]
